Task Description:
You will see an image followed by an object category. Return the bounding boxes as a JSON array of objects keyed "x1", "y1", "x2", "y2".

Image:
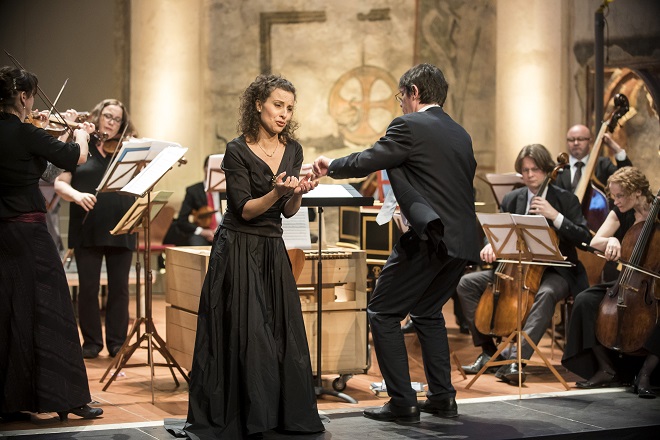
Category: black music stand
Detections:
[
  {"x1": 302, "y1": 184, "x2": 373, "y2": 403},
  {"x1": 477, "y1": 173, "x2": 524, "y2": 210},
  {"x1": 96, "y1": 139, "x2": 189, "y2": 403},
  {"x1": 465, "y1": 213, "x2": 573, "y2": 397}
]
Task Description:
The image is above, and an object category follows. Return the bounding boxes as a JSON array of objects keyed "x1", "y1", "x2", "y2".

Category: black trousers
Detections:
[
  {"x1": 368, "y1": 230, "x2": 466, "y2": 407},
  {"x1": 74, "y1": 246, "x2": 132, "y2": 351}
]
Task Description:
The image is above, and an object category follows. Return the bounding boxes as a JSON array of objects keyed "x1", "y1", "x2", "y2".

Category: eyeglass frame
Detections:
[
  {"x1": 394, "y1": 91, "x2": 403, "y2": 104},
  {"x1": 566, "y1": 137, "x2": 591, "y2": 143},
  {"x1": 101, "y1": 113, "x2": 123, "y2": 124}
]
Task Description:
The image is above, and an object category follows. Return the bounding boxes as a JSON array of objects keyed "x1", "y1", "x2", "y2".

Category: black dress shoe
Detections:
[
  {"x1": 633, "y1": 376, "x2": 656, "y2": 399},
  {"x1": 57, "y1": 404, "x2": 103, "y2": 421},
  {"x1": 82, "y1": 346, "x2": 101, "y2": 359},
  {"x1": 575, "y1": 370, "x2": 620, "y2": 389},
  {"x1": 363, "y1": 401, "x2": 419, "y2": 424},
  {"x1": 418, "y1": 397, "x2": 458, "y2": 418},
  {"x1": 462, "y1": 352, "x2": 502, "y2": 374},
  {"x1": 108, "y1": 345, "x2": 122, "y2": 357},
  {"x1": 496, "y1": 362, "x2": 526, "y2": 385},
  {"x1": 401, "y1": 318, "x2": 416, "y2": 334}
]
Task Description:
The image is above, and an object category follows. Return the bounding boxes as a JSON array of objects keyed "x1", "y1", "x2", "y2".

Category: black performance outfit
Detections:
[
  {"x1": 67, "y1": 140, "x2": 135, "y2": 354},
  {"x1": 326, "y1": 106, "x2": 480, "y2": 408},
  {"x1": 555, "y1": 155, "x2": 632, "y2": 193},
  {"x1": 562, "y1": 207, "x2": 660, "y2": 384},
  {"x1": 0, "y1": 113, "x2": 91, "y2": 414},
  {"x1": 458, "y1": 185, "x2": 591, "y2": 361},
  {"x1": 184, "y1": 136, "x2": 323, "y2": 439},
  {"x1": 164, "y1": 182, "x2": 222, "y2": 246}
]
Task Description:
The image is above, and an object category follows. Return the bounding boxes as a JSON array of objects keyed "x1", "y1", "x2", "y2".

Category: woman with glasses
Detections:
[
  {"x1": 1, "y1": 66, "x2": 103, "y2": 421},
  {"x1": 562, "y1": 167, "x2": 659, "y2": 398},
  {"x1": 54, "y1": 99, "x2": 138, "y2": 359}
]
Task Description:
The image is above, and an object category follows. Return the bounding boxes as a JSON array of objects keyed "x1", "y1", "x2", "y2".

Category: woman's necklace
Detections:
[{"x1": 257, "y1": 139, "x2": 279, "y2": 158}]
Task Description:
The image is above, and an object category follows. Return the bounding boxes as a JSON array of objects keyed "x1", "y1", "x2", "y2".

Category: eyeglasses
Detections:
[
  {"x1": 102, "y1": 113, "x2": 122, "y2": 124},
  {"x1": 394, "y1": 92, "x2": 403, "y2": 104},
  {"x1": 521, "y1": 166, "x2": 542, "y2": 174},
  {"x1": 566, "y1": 137, "x2": 590, "y2": 143}
]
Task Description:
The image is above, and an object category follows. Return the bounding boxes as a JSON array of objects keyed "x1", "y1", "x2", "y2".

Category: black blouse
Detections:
[
  {"x1": 0, "y1": 113, "x2": 80, "y2": 218},
  {"x1": 67, "y1": 139, "x2": 136, "y2": 250},
  {"x1": 220, "y1": 136, "x2": 303, "y2": 238}
]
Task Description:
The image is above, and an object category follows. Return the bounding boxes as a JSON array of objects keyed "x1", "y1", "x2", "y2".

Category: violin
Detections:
[
  {"x1": 596, "y1": 189, "x2": 660, "y2": 354},
  {"x1": 190, "y1": 205, "x2": 218, "y2": 229},
  {"x1": 574, "y1": 94, "x2": 630, "y2": 233},
  {"x1": 474, "y1": 153, "x2": 569, "y2": 337}
]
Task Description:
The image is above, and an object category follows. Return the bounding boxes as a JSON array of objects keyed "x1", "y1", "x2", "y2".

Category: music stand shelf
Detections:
[{"x1": 302, "y1": 184, "x2": 373, "y2": 403}]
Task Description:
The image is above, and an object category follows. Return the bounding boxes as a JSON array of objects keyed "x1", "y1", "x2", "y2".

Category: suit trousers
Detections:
[
  {"x1": 75, "y1": 246, "x2": 132, "y2": 351},
  {"x1": 457, "y1": 269, "x2": 570, "y2": 360},
  {"x1": 368, "y1": 230, "x2": 466, "y2": 407}
]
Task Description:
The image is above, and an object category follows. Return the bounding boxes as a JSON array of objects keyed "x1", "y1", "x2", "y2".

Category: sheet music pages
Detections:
[
  {"x1": 110, "y1": 190, "x2": 173, "y2": 235},
  {"x1": 511, "y1": 214, "x2": 564, "y2": 261},
  {"x1": 120, "y1": 145, "x2": 188, "y2": 197},
  {"x1": 282, "y1": 208, "x2": 312, "y2": 249},
  {"x1": 95, "y1": 139, "x2": 152, "y2": 191},
  {"x1": 302, "y1": 183, "x2": 354, "y2": 199},
  {"x1": 476, "y1": 212, "x2": 518, "y2": 256},
  {"x1": 205, "y1": 154, "x2": 225, "y2": 192}
]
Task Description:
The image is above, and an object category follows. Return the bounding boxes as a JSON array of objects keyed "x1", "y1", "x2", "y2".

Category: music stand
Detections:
[
  {"x1": 478, "y1": 173, "x2": 524, "y2": 210},
  {"x1": 465, "y1": 213, "x2": 573, "y2": 397},
  {"x1": 302, "y1": 184, "x2": 373, "y2": 403},
  {"x1": 204, "y1": 154, "x2": 225, "y2": 193},
  {"x1": 96, "y1": 140, "x2": 189, "y2": 403}
]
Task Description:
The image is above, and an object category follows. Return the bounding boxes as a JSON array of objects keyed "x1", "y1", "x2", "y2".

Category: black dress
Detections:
[
  {"x1": 0, "y1": 113, "x2": 91, "y2": 414},
  {"x1": 184, "y1": 136, "x2": 323, "y2": 439},
  {"x1": 561, "y1": 207, "x2": 642, "y2": 381}
]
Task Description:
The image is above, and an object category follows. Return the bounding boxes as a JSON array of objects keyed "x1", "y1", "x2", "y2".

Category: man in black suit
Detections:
[
  {"x1": 313, "y1": 64, "x2": 479, "y2": 423},
  {"x1": 556, "y1": 124, "x2": 631, "y2": 193},
  {"x1": 164, "y1": 155, "x2": 221, "y2": 246},
  {"x1": 456, "y1": 144, "x2": 591, "y2": 385}
]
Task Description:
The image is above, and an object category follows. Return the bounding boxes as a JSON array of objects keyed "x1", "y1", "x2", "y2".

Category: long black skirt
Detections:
[
  {"x1": 0, "y1": 220, "x2": 91, "y2": 413},
  {"x1": 185, "y1": 228, "x2": 323, "y2": 439},
  {"x1": 562, "y1": 282, "x2": 659, "y2": 383}
]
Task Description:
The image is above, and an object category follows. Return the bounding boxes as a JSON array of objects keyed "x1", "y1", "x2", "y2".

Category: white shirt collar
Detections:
[
  {"x1": 418, "y1": 104, "x2": 440, "y2": 112},
  {"x1": 570, "y1": 153, "x2": 589, "y2": 167}
]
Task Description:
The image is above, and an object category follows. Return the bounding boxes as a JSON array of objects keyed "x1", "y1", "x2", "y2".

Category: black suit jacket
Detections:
[
  {"x1": 556, "y1": 156, "x2": 632, "y2": 192},
  {"x1": 328, "y1": 106, "x2": 480, "y2": 263},
  {"x1": 500, "y1": 185, "x2": 591, "y2": 295},
  {"x1": 163, "y1": 182, "x2": 208, "y2": 246}
]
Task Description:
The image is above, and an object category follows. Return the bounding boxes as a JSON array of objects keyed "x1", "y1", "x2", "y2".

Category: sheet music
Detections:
[
  {"x1": 511, "y1": 214, "x2": 561, "y2": 259},
  {"x1": 205, "y1": 154, "x2": 225, "y2": 192},
  {"x1": 282, "y1": 208, "x2": 312, "y2": 249},
  {"x1": 120, "y1": 145, "x2": 188, "y2": 197},
  {"x1": 302, "y1": 184, "x2": 354, "y2": 199},
  {"x1": 95, "y1": 139, "x2": 164, "y2": 191},
  {"x1": 110, "y1": 190, "x2": 173, "y2": 235}
]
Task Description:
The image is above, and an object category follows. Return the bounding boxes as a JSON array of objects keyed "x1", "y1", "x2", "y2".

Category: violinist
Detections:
[
  {"x1": 165, "y1": 154, "x2": 221, "y2": 246},
  {"x1": 562, "y1": 167, "x2": 659, "y2": 397},
  {"x1": 556, "y1": 124, "x2": 631, "y2": 194},
  {"x1": 0, "y1": 66, "x2": 102, "y2": 421},
  {"x1": 456, "y1": 144, "x2": 591, "y2": 385},
  {"x1": 54, "y1": 99, "x2": 138, "y2": 359}
]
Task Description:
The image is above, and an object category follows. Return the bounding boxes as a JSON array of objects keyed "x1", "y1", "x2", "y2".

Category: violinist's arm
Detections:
[
  {"x1": 54, "y1": 172, "x2": 96, "y2": 212},
  {"x1": 590, "y1": 210, "x2": 622, "y2": 260}
]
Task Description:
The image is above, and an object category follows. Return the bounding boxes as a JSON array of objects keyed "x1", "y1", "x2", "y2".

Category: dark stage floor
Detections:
[{"x1": 4, "y1": 389, "x2": 658, "y2": 439}]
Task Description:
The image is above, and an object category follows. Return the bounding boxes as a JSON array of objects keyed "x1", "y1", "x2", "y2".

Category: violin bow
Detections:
[{"x1": 4, "y1": 50, "x2": 75, "y2": 139}]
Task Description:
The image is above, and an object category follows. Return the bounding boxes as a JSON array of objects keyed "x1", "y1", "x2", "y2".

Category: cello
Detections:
[
  {"x1": 475, "y1": 153, "x2": 569, "y2": 336},
  {"x1": 574, "y1": 94, "x2": 630, "y2": 233},
  {"x1": 596, "y1": 189, "x2": 660, "y2": 354}
]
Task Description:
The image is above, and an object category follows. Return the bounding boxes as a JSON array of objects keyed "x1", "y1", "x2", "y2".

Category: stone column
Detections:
[
  {"x1": 130, "y1": 0, "x2": 204, "y2": 202},
  {"x1": 496, "y1": 0, "x2": 569, "y2": 172}
]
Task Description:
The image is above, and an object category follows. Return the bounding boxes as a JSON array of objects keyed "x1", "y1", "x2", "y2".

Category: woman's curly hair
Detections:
[
  {"x1": 607, "y1": 166, "x2": 654, "y2": 204},
  {"x1": 237, "y1": 74, "x2": 298, "y2": 143}
]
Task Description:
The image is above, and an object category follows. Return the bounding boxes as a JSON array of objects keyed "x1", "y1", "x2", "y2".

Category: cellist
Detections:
[
  {"x1": 456, "y1": 144, "x2": 591, "y2": 385},
  {"x1": 562, "y1": 167, "x2": 659, "y2": 398}
]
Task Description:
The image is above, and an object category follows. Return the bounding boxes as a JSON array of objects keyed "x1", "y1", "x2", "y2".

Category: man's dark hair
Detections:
[
  {"x1": 514, "y1": 144, "x2": 555, "y2": 174},
  {"x1": 398, "y1": 63, "x2": 448, "y2": 106}
]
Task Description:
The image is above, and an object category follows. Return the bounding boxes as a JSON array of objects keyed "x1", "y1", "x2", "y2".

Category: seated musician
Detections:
[
  {"x1": 562, "y1": 167, "x2": 659, "y2": 397},
  {"x1": 456, "y1": 144, "x2": 591, "y2": 385},
  {"x1": 164, "y1": 154, "x2": 222, "y2": 246}
]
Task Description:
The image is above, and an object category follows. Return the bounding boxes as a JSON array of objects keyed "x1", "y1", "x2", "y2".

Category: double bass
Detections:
[
  {"x1": 596, "y1": 189, "x2": 660, "y2": 354},
  {"x1": 574, "y1": 94, "x2": 630, "y2": 233},
  {"x1": 474, "y1": 154, "x2": 569, "y2": 336}
]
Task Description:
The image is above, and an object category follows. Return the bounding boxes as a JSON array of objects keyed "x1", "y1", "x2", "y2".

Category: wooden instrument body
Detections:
[
  {"x1": 596, "y1": 195, "x2": 660, "y2": 354},
  {"x1": 475, "y1": 262, "x2": 544, "y2": 336}
]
